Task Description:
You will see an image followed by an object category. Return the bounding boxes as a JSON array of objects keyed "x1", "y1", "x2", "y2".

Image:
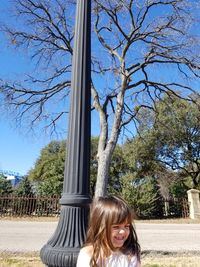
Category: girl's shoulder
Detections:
[
  {"x1": 80, "y1": 245, "x2": 93, "y2": 256},
  {"x1": 76, "y1": 246, "x2": 93, "y2": 267}
]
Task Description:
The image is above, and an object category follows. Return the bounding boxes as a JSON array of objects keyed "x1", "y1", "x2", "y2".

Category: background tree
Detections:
[
  {"x1": 121, "y1": 127, "x2": 189, "y2": 217},
  {"x1": 135, "y1": 94, "x2": 200, "y2": 189},
  {"x1": 14, "y1": 176, "x2": 34, "y2": 196},
  {"x1": 28, "y1": 140, "x2": 66, "y2": 196},
  {"x1": 0, "y1": 0, "x2": 200, "y2": 196},
  {"x1": 155, "y1": 95, "x2": 200, "y2": 189},
  {"x1": 0, "y1": 174, "x2": 13, "y2": 195},
  {"x1": 90, "y1": 137, "x2": 99, "y2": 195},
  {"x1": 117, "y1": 173, "x2": 163, "y2": 219},
  {"x1": 122, "y1": 138, "x2": 170, "y2": 217},
  {"x1": 28, "y1": 137, "x2": 129, "y2": 196},
  {"x1": 23, "y1": 131, "x2": 190, "y2": 217}
]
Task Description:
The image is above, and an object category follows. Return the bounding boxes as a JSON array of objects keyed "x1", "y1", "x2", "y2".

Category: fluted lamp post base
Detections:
[{"x1": 40, "y1": 204, "x2": 89, "y2": 267}]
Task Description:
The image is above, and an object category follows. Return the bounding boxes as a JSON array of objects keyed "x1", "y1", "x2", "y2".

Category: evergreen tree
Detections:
[
  {"x1": 0, "y1": 174, "x2": 13, "y2": 195},
  {"x1": 14, "y1": 176, "x2": 34, "y2": 196},
  {"x1": 28, "y1": 140, "x2": 66, "y2": 196},
  {"x1": 119, "y1": 174, "x2": 163, "y2": 219}
]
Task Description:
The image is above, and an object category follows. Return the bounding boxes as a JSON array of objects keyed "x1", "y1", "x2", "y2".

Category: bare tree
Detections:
[
  {"x1": 0, "y1": 0, "x2": 200, "y2": 196},
  {"x1": 0, "y1": 0, "x2": 75, "y2": 133}
]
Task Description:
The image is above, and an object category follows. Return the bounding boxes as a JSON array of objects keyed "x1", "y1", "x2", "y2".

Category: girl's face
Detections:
[{"x1": 110, "y1": 222, "x2": 130, "y2": 249}]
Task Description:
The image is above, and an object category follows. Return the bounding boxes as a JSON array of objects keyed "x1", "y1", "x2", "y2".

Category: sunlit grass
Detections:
[
  {"x1": 141, "y1": 251, "x2": 200, "y2": 267},
  {"x1": 1, "y1": 251, "x2": 200, "y2": 267},
  {"x1": 0, "y1": 252, "x2": 44, "y2": 267}
]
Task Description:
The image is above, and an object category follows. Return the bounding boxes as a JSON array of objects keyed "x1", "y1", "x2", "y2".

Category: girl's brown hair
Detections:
[{"x1": 84, "y1": 195, "x2": 140, "y2": 267}]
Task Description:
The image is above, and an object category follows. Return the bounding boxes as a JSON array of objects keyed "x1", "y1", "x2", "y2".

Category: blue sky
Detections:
[
  {"x1": 0, "y1": 120, "x2": 50, "y2": 175},
  {"x1": 0, "y1": 1, "x2": 67, "y2": 175},
  {"x1": 0, "y1": 40, "x2": 59, "y2": 175},
  {"x1": 0, "y1": 45, "x2": 43, "y2": 173}
]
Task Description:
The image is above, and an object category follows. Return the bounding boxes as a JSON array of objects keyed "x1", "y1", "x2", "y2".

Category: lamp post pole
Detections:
[{"x1": 40, "y1": 1, "x2": 91, "y2": 266}]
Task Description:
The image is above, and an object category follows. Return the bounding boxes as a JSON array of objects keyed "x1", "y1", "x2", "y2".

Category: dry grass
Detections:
[
  {"x1": 1, "y1": 251, "x2": 200, "y2": 267},
  {"x1": 0, "y1": 252, "x2": 44, "y2": 267},
  {"x1": 141, "y1": 251, "x2": 200, "y2": 267}
]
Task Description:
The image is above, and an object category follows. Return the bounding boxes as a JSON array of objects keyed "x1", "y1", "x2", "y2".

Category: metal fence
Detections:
[
  {"x1": 0, "y1": 195, "x2": 190, "y2": 218},
  {"x1": 0, "y1": 195, "x2": 60, "y2": 217},
  {"x1": 162, "y1": 197, "x2": 189, "y2": 218}
]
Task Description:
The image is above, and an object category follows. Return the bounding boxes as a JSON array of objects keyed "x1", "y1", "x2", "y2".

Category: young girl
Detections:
[{"x1": 76, "y1": 195, "x2": 141, "y2": 267}]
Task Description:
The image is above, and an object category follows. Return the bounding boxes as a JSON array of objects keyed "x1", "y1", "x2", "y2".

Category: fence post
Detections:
[{"x1": 187, "y1": 189, "x2": 200, "y2": 219}]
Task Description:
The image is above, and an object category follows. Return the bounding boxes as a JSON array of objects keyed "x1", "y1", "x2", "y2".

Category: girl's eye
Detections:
[
  {"x1": 112, "y1": 226, "x2": 120, "y2": 230},
  {"x1": 112, "y1": 224, "x2": 130, "y2": 231}
]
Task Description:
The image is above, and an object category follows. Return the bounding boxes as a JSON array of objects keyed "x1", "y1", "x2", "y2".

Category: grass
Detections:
[
  {"x1": 1, "y1": 251, "x2": 200, "y2": 267},
  {"x1": 141, "y1": 251, "x2": 200, "y2": 267},
  {"x1": 0, "y1": 252, "x2": 44, "y2": 267}
]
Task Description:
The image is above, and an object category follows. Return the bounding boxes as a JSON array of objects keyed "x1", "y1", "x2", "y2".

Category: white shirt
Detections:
[{"x1": 76, "y1": 247, "x2": 140, "y2": 267}]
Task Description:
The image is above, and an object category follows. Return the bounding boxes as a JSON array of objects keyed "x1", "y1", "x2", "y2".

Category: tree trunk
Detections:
[
  {"x1": 94, "y1": 92, "x2": 125, "y2": 197},
  {"x1": 164, "y1": 201, "x2": 169, "y2": 217},
  {"x1": 95, "y1": 150, "x2": 112, "y2": 197},
  {"x1": 92, "y1": 62, "x2": 127, "y2": 197}
]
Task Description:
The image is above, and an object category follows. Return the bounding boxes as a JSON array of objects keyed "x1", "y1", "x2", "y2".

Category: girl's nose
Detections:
[{"x1": 119, "y1": 228, "x2": 126, "y2": 234}]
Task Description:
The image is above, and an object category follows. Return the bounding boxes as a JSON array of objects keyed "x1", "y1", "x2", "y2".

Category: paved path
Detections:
[
  {"x1": 136, "y1": 223, "x2": 200, "y2": 252},
  {"x1": 0, "y1": 220, "x2": 200, "y2": 252}
]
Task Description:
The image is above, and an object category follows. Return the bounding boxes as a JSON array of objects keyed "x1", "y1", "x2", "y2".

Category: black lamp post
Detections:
[{"x1": 40, "y1": 1, "x2": 91, "y2": 266}]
